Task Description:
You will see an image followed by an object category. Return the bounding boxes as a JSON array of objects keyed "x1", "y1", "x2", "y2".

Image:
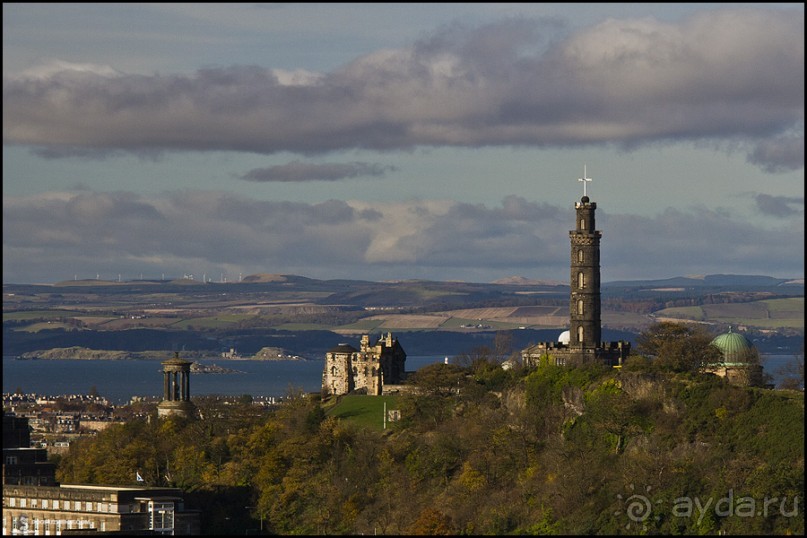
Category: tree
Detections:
[
  {"x1": 636, "y1": 322, "x2": 723, "y2": 373},
  {"x1": 776, "y1": 349, "x2": 804, "y2": 390},
  {"x1": 408, "y1": 507, "x2": 457, "y2": 535}
]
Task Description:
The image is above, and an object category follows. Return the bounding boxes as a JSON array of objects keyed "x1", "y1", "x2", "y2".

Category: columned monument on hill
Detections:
[
  {"x1": 157, "y1": 352, "x2": 197, "y2": 418},
  {"x1": 522, "y1": 167, "x2": 630, "y2": 366}
]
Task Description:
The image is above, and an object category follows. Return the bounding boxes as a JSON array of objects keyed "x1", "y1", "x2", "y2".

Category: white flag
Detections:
[{"x1": 136, "y1": 472, "x2": 144, "y2": 482}]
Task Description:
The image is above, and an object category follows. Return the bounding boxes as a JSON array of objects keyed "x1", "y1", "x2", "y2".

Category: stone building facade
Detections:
[
  {"x1": 322, "y1": 333, "x2": 406, "y2": 396},
  {"x1": 522, "y1": 188, "x2": 631, "y2": 367},
  {"x1": 3, "y1": 413, "x2": 58, "y2": 488},
  {"x1": 2, "y1": 484, "x2": 200, "y2": 535},
  {"x1": 2, "y1": 413, "x2": 199, "y2": 534}
]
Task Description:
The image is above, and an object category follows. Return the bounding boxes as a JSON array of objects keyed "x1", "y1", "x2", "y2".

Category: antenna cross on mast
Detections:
[{"x1": 578, "y1": 164, "x2": 592, "y2": 198}]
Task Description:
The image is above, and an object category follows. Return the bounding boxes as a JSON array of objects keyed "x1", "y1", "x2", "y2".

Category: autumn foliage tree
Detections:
[{"x1": 636, "y1": 321, "x2": 724, "y2": 372}]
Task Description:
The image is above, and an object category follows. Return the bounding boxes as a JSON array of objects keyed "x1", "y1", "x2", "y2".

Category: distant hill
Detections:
[
  {"x1": 492, "y1": 276, "x2": 565, "y2": 286},
  {"x1": 241, "y1": 273, "x2": 290, "y2": 283},
  {"x1": 604, "y1": 274, "x2": 800, "y2": 289}
]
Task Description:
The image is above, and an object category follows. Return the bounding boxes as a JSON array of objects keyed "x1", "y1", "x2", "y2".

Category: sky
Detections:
[{"x1": 3, "y1": 3, "x2": 804, "y2": 285}]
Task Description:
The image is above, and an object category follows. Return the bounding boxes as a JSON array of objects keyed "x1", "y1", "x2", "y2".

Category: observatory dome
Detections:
[{"x1": 710, "y1": 327, "x2": 754, "y2": 363}]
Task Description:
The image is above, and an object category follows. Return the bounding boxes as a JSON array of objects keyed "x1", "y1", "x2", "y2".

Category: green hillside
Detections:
[
  {"x1": 55, "y1": 351, "x2": 804, "y2": 535},
  {"x1": 325, "y1": 394, "x2": 401, "y2": 431},
  {"x1": 655, "y1": 297, "x2": 804, "y2": 329}
]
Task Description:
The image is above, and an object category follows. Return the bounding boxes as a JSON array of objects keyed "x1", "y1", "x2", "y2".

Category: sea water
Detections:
[
  {"x1": 1, "y1": 356, "x2": 448, "y2": 404},
  {"x1": 2, "y1": 354, "x2": 800, "y2": 405}
]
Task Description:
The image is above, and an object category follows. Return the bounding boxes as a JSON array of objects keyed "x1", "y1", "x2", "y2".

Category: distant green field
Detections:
[
  {"x1": 168, "y1": 315, "x2": 251, "y2": 329},
  {"x1": 13, "y1": 321, "x2": 75, "y2": 332},
  {"x1": 325, "y1": 394, "x2": 401, "y2": 431},
  {"x1": 655, "y1": 297, "x2": 804, "y2": 329},
  {"x1": 439, "y1": 317, "x2": 525, "y2": 330},
  {"x1": 3, "y1": 310, "x2": 84, "y2": 321},
  {"x1": 335, "y1": 319, "x2": 385, "y2": 331},
  {"x1": 272, "y1": 322, "x2": 334, "y2": 330}
]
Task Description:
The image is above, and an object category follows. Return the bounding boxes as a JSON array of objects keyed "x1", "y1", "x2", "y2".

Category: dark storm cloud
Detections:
[
  {"x1": 746, "y1": 134, "x2": 805, "y2": 173},
  {"x1": 3, "y1": 8, "x2": 803, "y2": 172},
  {"x1": 3, "y1": 191, "x2": 802, "y2": 284},
  {"x1": 753, "y1": 194, "x2": 803, "y2": 217},
  {"x1": 240, "y1": 160, "x2": 395, "y2": 182}
]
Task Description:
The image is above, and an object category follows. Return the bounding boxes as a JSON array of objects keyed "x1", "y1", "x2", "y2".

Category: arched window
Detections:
[
  {"x1": 578, "y1": 249, "x2": 584, "y2": 263},
  {"x1": 580, "y1": 219, "x2": 586, "y2": 230},
  {"x1": 578, "y1": 326, "x2": 584, "y2": 344},
  {"x1": 577, "y1": 299, "x2": 584, "y2": 315},
  {"x1": 578, "y1": 272, "x2": 585, "y2": 289}
]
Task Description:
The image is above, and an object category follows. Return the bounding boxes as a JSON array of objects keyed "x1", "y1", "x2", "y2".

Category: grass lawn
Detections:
[{"x1": 325, "y1": 394, "x2": 401, "y2": 431}]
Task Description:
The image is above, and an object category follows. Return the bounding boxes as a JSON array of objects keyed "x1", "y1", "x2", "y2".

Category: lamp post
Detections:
[{"x1": 246, "y1": 506, "x2": 264, "y2": 533}]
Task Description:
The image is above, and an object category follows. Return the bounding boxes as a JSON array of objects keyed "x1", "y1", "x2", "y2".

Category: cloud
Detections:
[
  {"x1": 239, "y1": 160, "x2": 395, "y2": 182},
  {"x1": 753, "y1": 194, "x2": 804, "y2": 217},
  {"x1": 3, "y1": 190, "x2": 802, "y2": 284},
  {"x1": 746, "y1": 133, "x2": 805, "y2": 173},
  {"x1": 3, "y1": 8, "x2": 803, "y2": 172},
  {"x1": 16, "y1": 60, "x2": 123, "y2": 80}
]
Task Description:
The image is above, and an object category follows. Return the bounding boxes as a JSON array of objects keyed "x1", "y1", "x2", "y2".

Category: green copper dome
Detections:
[{"x1": 710, "y1": 327, "x2": 755, "y2": 363}]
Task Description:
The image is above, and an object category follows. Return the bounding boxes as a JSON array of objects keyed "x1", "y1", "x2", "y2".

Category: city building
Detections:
[
  {"x1": 522, "y1": 169, "x2": 631, "y2": 367},
  {"x1": 322, "y1": 333, "x2": 407, "y2": 396},
  {"x1": 3, "y1": 484, "x2": 200, "y2": 535},
  {"x1": 2, "y1": 413, "x2": 200, "y2": 535},
  {"x1": 3, "y1": 413, "x2": 57, "y2": 488}
]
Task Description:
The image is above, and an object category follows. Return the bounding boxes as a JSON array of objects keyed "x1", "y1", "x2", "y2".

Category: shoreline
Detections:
[{"x1": 16, "y1": 346, "x2": 310, "y2": 361}]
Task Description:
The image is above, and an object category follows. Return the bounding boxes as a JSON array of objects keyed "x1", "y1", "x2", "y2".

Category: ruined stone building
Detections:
[
  {"x1": 322, "y1": 333, "x2": 406, "y2": 396},
  {"x1": 522, "y1": 170, "x2": 631, "y2": 367}
]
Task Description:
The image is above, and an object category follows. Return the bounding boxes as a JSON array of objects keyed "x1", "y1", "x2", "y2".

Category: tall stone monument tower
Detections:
[
  {"x1": 569, "y1": 174, "x2": 602, "y2": 354},
  {"x1": 157, "y1": 352, "x2": 196, "y2": 419},
  {"x1": 522, "y1": 166, "x2": 630, "y2": 366}
]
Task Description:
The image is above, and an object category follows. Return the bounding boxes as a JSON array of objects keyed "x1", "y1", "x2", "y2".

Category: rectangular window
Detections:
[
  {"x1": 42, "y1": 499, "x2": 49, "y2": 509},
  {"x1": 53, "y1": 500, "x2": 59, "y2": 510},
  {"x1": 20, "y1": 498, "x2": 27, "y2": 508},
  {"x1": 5, "y1": 456, "x2": 18, "y2": 465},
  {"x1": 149, "y1": 501, "x2": 175, "y2": 533},
  {"x1": 75, "y1": 501, "x2": 82, "y2": 511}
]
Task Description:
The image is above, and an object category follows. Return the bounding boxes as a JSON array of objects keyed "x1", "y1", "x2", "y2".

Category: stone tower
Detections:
[
  {"x1": 569, "y1": 194, "x2": 602, "y2": 353},
  {"x1": 521, "y1": 167, "x2": 630, "y2": 367},
  {"x1": 157, "y1": 352, "x2": 196, "y2": 419}
]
